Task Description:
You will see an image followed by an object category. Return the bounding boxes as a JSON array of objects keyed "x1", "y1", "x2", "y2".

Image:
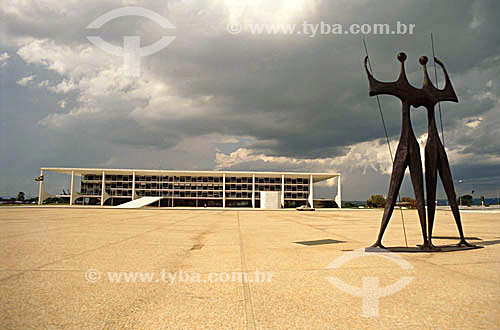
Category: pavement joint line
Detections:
[
  {"x1": 0, "y1": 213, "x2": 202, "y2": 283},
  {"x1": 412, "y1": 260, "x2": 500, "y2": 266},
  {"x1": 406, "y1": 258, "x2": 500, "y2": 285},
  {"x1": 0, "y1": 222, "x2": 98, "y2": 240},
  {"x1": 142, "y1": 243, "x2": 240, "y2": 246},
  {"x1": 237, "y1": 211, "x2": 257, "y2": 330},
  {"x1": 1, "y1": 269, "x2": 271, "y2": 275},
  {"x1": 0, "y1": 212, "x2": 186, "y2": 241},
  {"x1": 0, "y1": 265, "x2": 423, "y2": 273},
  {"x1": 437, "y1": 266, "x2": 500, "y2": 284},
  {"x1": 278, "y1": 214, "x2": 358, "y2": 244},
  {"x1": 0, "y1": 214, "x2": 127, "y2": 222}
]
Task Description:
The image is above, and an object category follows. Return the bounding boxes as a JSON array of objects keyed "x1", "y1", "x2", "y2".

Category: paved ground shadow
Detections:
[{"x1": 295, "y1": 239, "x2": 345, "y2": 246}]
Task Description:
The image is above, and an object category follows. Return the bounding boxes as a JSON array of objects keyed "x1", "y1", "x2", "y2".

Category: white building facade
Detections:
[{"x1": 38, "y1": 168, "x2": 341, "y2": 208}]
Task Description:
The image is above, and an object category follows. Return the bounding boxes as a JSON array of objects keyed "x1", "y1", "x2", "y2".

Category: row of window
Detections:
[
  {"x1": 80, "y1": 187, "x2": 310, "y2": 200},
  {"x1": 82, "y1": 174, "x2": 310, "y2": 184},
  {"x1": 137, "y1": 191, "x2": 224, "y2": 198},
  {"x1": 82, "y1": 182, "x2": 310, "y2": 192},
  {"x1": 134, "y1": 191, "x2": 309, "y2": 199}
]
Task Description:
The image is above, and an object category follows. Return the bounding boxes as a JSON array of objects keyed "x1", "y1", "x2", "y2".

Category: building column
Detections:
[
  {"x1": 252, "y1": 174, "x2": 255, "y2": 208},
  {"x1": 281, "y1": 174, "x2": 285, "y2": 208},
  {"x1": 38, "y1": 169, "x2": 44, "y2": 205},
  {"x1": 335, "y1": 175, "x2": 342, "y2": 208},
  {"x1": 172, "y1": 175, "x2": 175, "y2": 208},
  {"x1": 101, "y1": 171, "x2": 106, "y2": 206},
  {"x1": 70, "y1": 170, "x2": 75, "y2": 206},
  {"x1": 223, "y1": 173, "x2": 226, "y2": 208},
  {"x1": 132, "y1": 171, "x2": 136, "y2": 200},
  {"x1": 308, "y1": 174, "x2": 314, "y2": 208}
]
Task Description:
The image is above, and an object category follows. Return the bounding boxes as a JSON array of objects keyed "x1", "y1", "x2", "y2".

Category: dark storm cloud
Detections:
[{"x1": 142, "y1": 0, "x2": 500, "y2": 158}]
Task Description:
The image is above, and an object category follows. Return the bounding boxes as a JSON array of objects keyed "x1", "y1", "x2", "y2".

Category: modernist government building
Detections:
[{"x1": 37, "y1": 168, "x2": 341, "y2": 209}]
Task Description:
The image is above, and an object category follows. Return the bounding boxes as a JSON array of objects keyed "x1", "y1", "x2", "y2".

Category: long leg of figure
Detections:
[
  {"x1": 372, "y1": 147, "x2": 408, "y2": 248},
  {"x1": 425, "y1": 145, "x2": 439, "y2": 248},
  {"x1": 408, "y1": 140, "x2": 430, "y2": 248},
  {"x1": 437, "y1": 146, "x2": 474, "y2": 247}
]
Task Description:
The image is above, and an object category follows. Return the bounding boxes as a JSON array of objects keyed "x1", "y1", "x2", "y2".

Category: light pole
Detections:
[{"x1": 458, "y1": 179, "x2": 463, "y2": 207}]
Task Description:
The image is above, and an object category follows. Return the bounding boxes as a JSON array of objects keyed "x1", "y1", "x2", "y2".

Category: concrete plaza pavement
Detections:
[{"x1": 0, "y1": 207, "x2": 499, "y2": 329}]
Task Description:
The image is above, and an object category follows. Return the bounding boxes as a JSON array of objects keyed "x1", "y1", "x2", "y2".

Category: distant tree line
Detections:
[
  {"x1": 344, "y1": 195, "x2": 417, "y2": 208},
  {"x1": 0, "y1": 192, "x2": 38, "y2": 204},
  {"x1": 341, "y1": 194, "x2": 491, "y2": 208}
]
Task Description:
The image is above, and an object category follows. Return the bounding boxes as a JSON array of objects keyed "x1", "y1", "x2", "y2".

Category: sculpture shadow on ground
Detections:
[
  {"x1": 370, "y1": 245, "x2": 484, "y2": 253},
  {"x1": 363, "y1": 237, "x2": 500, "y2": 253}
]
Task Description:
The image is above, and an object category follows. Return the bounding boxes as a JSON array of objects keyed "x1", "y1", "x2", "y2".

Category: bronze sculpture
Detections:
[
  {"x1": 364, "y1": 52, "x2": 474, "y2": 249},
  {"x1": 419, "y1": 56, "x2": 474, "y2": 248},
  {"x1": 364, "y1": 52, "x2": 430, "y2": 249}
]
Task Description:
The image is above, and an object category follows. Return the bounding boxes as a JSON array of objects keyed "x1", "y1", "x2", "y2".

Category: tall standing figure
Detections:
[
  {"x1": 364, "y1": 52, "x2": 430, "y2": 249},
  {"x1": 418, "y1": 56, "x2": 474, "y2": 248}
]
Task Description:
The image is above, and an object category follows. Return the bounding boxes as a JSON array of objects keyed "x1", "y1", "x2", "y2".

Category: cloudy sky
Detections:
[{"x1": 1, "y1": 0, "x2": 499, "y2": 200}]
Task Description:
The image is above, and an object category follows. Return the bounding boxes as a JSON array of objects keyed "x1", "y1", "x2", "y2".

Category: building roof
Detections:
[{"x1": 41, "y1": 167, "x2": 339, "y2": 183}]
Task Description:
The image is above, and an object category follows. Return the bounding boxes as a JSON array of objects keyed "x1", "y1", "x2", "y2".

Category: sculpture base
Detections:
[{"x1": 365, "y1": 245, "x2": 483, "y2": 253}]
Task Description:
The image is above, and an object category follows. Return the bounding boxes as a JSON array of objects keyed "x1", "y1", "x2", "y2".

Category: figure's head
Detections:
[
  {"x1": 363, "y1": 52, "x2": 410, "y2": 99},
  {"x1": 418, "y1": 56, "x2": 458, "y2": 104}
]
